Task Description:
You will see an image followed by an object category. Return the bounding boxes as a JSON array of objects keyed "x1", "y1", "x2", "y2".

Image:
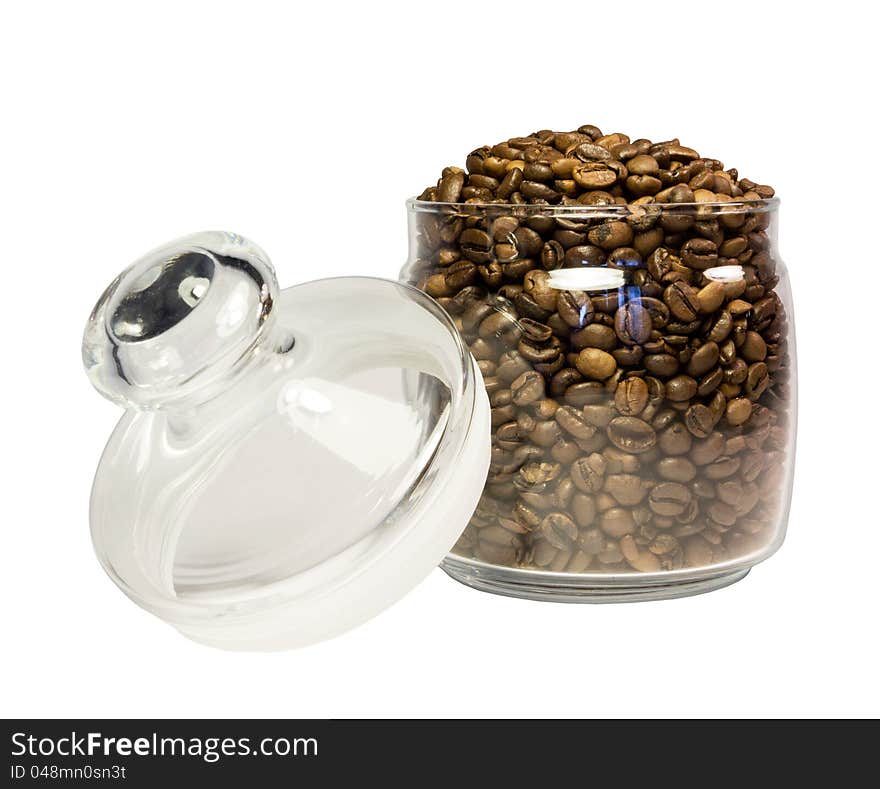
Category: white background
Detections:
[{"x1": 2, "y1": 0, "x2": 877, "y2": 718}]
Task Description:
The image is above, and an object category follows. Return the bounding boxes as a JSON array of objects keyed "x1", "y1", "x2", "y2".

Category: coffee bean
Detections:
[
  {"x1": 444, "y1": 260, "x2": 477, "y2": 291},
  {"x1": 557, "y1": 290, "x2": 594, "y2": 328},
  {"x1": 697, "y1": 281, "x2": 726, "y2": 313},
  {"x1": 564, "y1": 381, "x2": 607, "y2": 407},
  {"x1": 437, "y1": 170, "x2": 465, "y2": 203},
  {"x1": 656, "y1": 457, "x2": 697, "y2": 482},
  {"x1": 649, "y1": 482, "x2": 692, "y2": 517},
  {"x1": 725, "y1": 397, "x2": 752, "y2": 426},
  {"x1": 459, "y1": 228, "x2": 493, "y2": 262},
  {"x1": 572, "y1": 323, "x2": 617, "y2": 351},
  {"x1": 664, "y1": 281, "x2": 701, "y2": 321},
  {"x1": 741, "y1": 330, "x2": 768, "y2": 362},
  {"x1": 684, "y1": 404, "x2": 715, "y2": 438},
  {"x1": 573, "y1": 142, "x2": 613, "y2": 162},
  {"x1": 571, "y1": 453, "x2": 607, "y2": 493},
  {"x1": 615, "y1": 377, "x2": 649, "y2": 415},
  {"x1": 588, "y1": 221, "x2": 634, "y2": 250},
  {"x1": 704, "y1": 455, "x2": 741, "y2": 480},
  {"x1": 686, "y1": 342, "x2": 720, "y2": 377},
  {"x1": 607, "y1": 417, "x2": 657, "y2": 453},
  {"x1": 634, "y1": 296, "x2": 669, "y2": 328},
  {"x1": 538, "y1": 238, "x2": 563, "y2": 270},
  {"x1": 570, "y1": 493, "x2": 597, "y2": 527},
  {"x1": 600, "y1": 507, "x2": 636, "y2": 538},
  {"x1": 576, "y1": 348, "x2": 617, "y2": 380},
  {"x1": 645, "y1": 353, "x2": 680, "y2": 378},
  {"x1": 604, "y1": 473, "x2": 650, "y2": 505},
  {"x1": 572, "y1": 162, "x2": 617, "y2": 189},
  {"x1": 665, "y1": 374, "x2": 698, "y2": 402},
  {"x1": 511, "y1": 371, "x2": 546, "y2": 405},
  {"x1": 628, "y1": 154, "x2": 660, "y2": 175},
  {"x1": 563, "y1": 244, "x2": 606, "y2": 268},
  {"x1": 556, "y1": 405, "x2": 598, "y2": 440},
  {"x1": 540, "y1": 512, "x2": 578, "y2": 550},
  {"x1": 745, "y1": 362, "x2": 770, "y2": 400},
  {"x1": 614, "y1": 302, "x2": 653, "y2": 345},
  {"x1": 681, "y1": 238, "x2": 718, "y2": 270},
  {"x1": 582, "y1": 404, "x2": 615, "y2": 428},
  {"x1": 519, "y1": 461, "x2": 562, "y2": 487},
  {"x1": 690, "y1": 431, "x2": 725, "y2": 465}
]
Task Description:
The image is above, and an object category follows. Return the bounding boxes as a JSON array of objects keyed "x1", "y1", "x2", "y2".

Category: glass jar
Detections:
[{"x1": 402, "y1": 198, "x2": 796, "y2": 601}]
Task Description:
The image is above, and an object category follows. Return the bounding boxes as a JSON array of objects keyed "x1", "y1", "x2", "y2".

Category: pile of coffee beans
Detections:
[{"x1": 406, "y1": 125, "x2": 792, "y2": 574}]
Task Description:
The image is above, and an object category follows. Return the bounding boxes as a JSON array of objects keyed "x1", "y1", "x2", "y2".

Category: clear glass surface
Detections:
[
  {"x1": 84, "y1": 232, "x2": 490, "y2": 649},
  {"x1": 402, "y1": 199, "x2": 796, "y2": 601}
]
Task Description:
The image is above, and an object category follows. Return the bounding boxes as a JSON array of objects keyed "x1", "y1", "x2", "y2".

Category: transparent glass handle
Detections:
[{"x1": 82, "y1": 231, "x2": 281, "y2": 410}]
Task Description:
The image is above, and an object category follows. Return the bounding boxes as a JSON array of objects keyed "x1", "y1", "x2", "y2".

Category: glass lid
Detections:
[{"x1": 83, "y1": 232, "x2": 490, "y2": 650}]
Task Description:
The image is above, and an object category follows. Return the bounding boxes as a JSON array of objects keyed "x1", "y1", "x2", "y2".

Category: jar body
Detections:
[{"x1": 402, "y1": 199, "x2": 796, "y2": 601}]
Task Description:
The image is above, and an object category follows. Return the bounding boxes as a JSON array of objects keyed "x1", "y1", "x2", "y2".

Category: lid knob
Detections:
[{"x1": 82, "y1": 231, "x2": 279, "y2": 409}]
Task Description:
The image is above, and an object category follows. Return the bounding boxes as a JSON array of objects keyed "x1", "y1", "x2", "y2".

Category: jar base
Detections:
[{"x1": 441, "y1": 556, "x2": 750, "y2": 603}]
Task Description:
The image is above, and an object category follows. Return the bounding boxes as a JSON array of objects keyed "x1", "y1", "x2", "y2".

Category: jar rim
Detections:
[{"x1": 407, "y1": 196, "x2": 779, "y2": 216}]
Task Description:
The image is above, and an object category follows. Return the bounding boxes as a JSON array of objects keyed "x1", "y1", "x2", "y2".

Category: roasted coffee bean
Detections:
[
  {"x1": 665, "y1": 374, "x2": 698, "y2": 402},
  {"x1": 614, "y1": 302, "x2": 653, "y2": 345},
  {"x1": 511, "y1": 371, "x2": 546, "y2": 405},
  {"x1": 437, "y1": 170, "x2": 465, "y2": 203},
  {"x1": 686, "y1": 342, "x2": 720, "y2": 377},
  {"x1": 644, "y1": 353, "x2": 680, "y2": 378},
  {"x1": 459, "y1": 228, "x2": 493, "y2": 263},
  {"x1": 635, "y1": 296, "x2": 670, "y2": 328},
  {"x1": 607, "y1": 417, "x2": 657, "y2": 453},
  {"x1": 572, "y1": 323, "x2": 617, "y2": 351},
  {"x1": 604, "y1": 473, "x2": 650, "y2": 505},
  {"x1": 656, "y1": 457, "x2": 697, "y2": 482},
  {"x1": 664, "y1": 281, "x2": 701, "y2": 321},
  {"x1": 555, "y1": 406, "x2": 598, "y2": 440},
  {"x1": 741, "y1": 330, "x2": 768, "y2": 362},
  {"x1": 615, "y1": 377, "x2": 649, "y2": 415},
  {"x1": 557, "y1": 290, "x2": 594, "y2": 328},
  {"x1": 576, "y1": 348, "x2": 617, "y2": 380},
  {"x1": 697, "y1": 366, "x2": 724, "y2": 396},
  {"x1": 582, "y1": 404, "x2": 615, "y2": 428},
  {"x1": 564, "y1": 381, "x2": 607, "y2": 407},
  {"x1": 684, "y1": 404, "x2": 715, "y2": 438},
  {"x1": 745, "y1": 362, "x2": 770, "y2": 400},
  {"x1": 571, "y1": 493, "x2": 598, "y2": 528},
  {"x1": 571, "y1": 453, "x2": 607, "y2": 493},
  {"x1": 648, "y1": 482, "x2": 692, "y2": 516},
  {"x1": 573, "y1": 142, "x2": 613, "y2": 162},
  {"x1": 613, "y1": 345, "x2": 644, "y2": 367},
  {"x1": 518, "y1": 337, "x2": 560, "y2": 364},
  {"x1": 704, "y1": 455, "x2": 741, "y2": 481},
  {"x1": 588, "y1": 221, "x2": 634, "y2": 250},
  {"x1": 540, "y1": 512, "x2": 578, "y2": 550},
  {"x1": 681, "y1": 238, "x2": 718, "y2": 270},
  {"x1": 522, "y1": 269, "x2": 557, "y2": 311},
  {"x1": 725, "y1": 397, "x2": 753, "y2": 426},
  {"x1": 600, "y1": 507, "x2": 636, "y2": 538},
  {"x1": 572, "y1": 162, "x2": 617, "y2": 189},
  {"x1": 519, "y1": 461, "x2": 562, "y2": 487},
  {"x1": 563, "y1": 244, "x2": 606, "y2": 267},
  {"x1": 690, "y1": 431, "x2": 725, "y2": 465},
  {"x1": 539, "y1": 239, "x2": 564, "y2": 270},
  {"x1": 513, "y1": 291, "x2": 550, "y2": 321},
  {"x1": 697, "y1": 281, "x2": 726, "y2": 313},
  {"x1": 706, "y1": 310, "x2": 733, "y2": 343}
]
